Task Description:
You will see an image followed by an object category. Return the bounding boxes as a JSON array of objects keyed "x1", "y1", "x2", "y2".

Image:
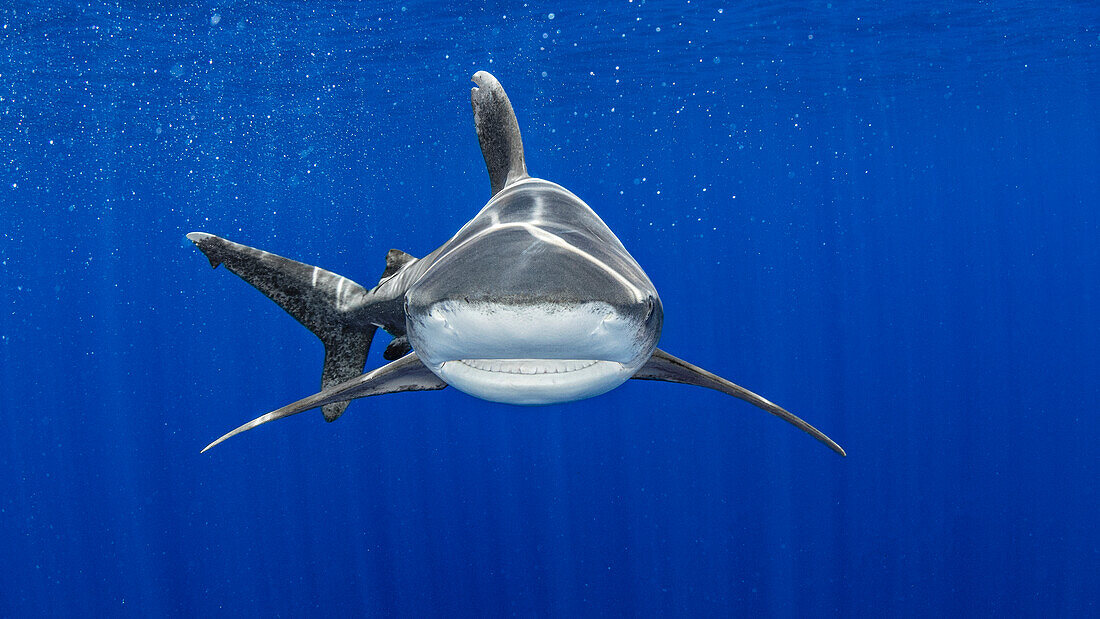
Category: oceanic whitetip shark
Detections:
[{"x1": 187, "y1": 71, "x2": 846, "y2": 456}]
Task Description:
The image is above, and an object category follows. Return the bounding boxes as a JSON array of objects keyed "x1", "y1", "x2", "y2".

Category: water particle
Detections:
[
  {"x1": 210, "y1": 13, "x2": 221, "y2": 25},
  {"x1": 548, "y1": 13, "x2": 555, "y2": 19}
]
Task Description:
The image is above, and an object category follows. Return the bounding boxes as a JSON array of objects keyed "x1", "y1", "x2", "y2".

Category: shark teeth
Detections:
[{"x1": 458, "y1": 359, "x2": 599, "y2": 375}]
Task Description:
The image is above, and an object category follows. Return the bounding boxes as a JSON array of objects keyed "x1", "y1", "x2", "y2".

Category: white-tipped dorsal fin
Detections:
[{"x1": 471, "y1": 71, "x2": 528, "y2": 196}]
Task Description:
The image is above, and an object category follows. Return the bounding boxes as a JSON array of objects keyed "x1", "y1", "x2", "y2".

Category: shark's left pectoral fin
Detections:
[
  {"x1": 201, "y1": 353, "x2": 447, "y2": 453},
  {"x1": 632, "y1": 349, "x2": 846, "y2": 456}
]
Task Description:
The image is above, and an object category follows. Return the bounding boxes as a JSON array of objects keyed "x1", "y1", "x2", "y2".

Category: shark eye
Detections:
[
  {"x1": 644, "y1": 296, "x2": 655, "y2": 321},
  {"x1": 403, "y1": 297, "x2": 410, "y2": 316}
]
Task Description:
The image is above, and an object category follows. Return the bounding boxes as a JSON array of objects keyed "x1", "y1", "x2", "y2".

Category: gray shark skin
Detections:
[{"x1": 188, "y1": 71, "x2": 846, "y2": 456}]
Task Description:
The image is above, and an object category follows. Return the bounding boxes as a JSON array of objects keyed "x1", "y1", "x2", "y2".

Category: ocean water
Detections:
[{"x1": 1, "y1": 1, "x2": 1097, "y2": 616}]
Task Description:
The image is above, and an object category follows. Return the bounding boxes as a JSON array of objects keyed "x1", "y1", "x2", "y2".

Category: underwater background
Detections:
[{"x1": 1, "y1": 1, "x2": 1097, "y2": 616}]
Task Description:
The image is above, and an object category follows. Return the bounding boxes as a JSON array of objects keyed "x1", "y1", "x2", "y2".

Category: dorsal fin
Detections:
[
  {"x1": 380, "y1": 248, "x2": 416, "y2": 280},
  {"x1": 471, "y1": 71, "x2": 528, "y2": 196}
]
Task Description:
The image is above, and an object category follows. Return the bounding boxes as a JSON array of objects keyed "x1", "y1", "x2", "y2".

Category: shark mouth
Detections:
[
  {"x1": 435, "y1": 358, "x2": 632, "y2": 405},
  {"x1": 455, "y1": 358, "x2": 601, "y2": 375}
]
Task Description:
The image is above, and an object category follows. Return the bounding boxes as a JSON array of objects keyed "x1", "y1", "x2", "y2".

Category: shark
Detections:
[{"x1": 187, "y1": 71, "x2": 846, "y2": 456}]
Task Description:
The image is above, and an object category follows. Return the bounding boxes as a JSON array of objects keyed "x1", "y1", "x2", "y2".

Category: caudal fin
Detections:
[{"x1": 186, "y1": 232, "x2": 376, "y2": 421}]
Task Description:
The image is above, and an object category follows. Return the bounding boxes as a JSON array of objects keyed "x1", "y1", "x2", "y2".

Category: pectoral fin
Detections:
[
  {"x1": 201, "y1": 353, "x2": 448, "y2": 453},
  {"x1": 632, "y1": 349, "x2": 846, "y2": 456}
]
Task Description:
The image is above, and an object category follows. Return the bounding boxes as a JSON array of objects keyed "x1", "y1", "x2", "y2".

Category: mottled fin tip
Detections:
[
  {"x1": 471, "y1": 71, "x2": 528, "y2": 196},
  {"x1": 633, "y1": 349, "x2": 847, "y2": 456},
  {"x1": 186, "y1": 232, "x2": 222, "y2": 268}
]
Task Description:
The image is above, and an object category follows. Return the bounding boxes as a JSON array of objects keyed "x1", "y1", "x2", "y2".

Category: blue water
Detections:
[{"x1": 2, "y1": 2, "x2": 1097, "y2": 616}]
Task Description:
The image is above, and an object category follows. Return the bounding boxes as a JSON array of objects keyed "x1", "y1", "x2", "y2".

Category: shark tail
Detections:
[{"x1": 187, "y1": 232, "x2": 394, "y2": 422}]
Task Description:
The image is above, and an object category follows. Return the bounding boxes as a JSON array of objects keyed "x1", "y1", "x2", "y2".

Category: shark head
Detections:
[{"x1": 404, "y1": 179, "x2": 663, "y2": 405}]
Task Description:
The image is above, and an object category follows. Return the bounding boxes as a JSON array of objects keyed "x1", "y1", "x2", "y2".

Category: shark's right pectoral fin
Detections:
[
  {"x1": 632, "y1": 349, "x2": 846, "y2": 456},
  {"x1": 201, "y1": 353, "x2": 447, "y2": 453}
]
